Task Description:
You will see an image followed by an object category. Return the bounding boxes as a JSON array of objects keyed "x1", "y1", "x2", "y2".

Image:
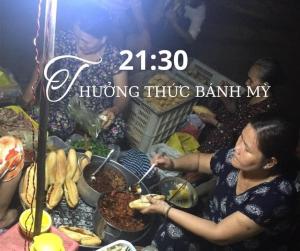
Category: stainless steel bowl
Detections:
[
  {"x1": 77, "y1": 155, "x2": 148, "y2": 207},
  {"x1": 159, "y1": 176, "x2": 198, "y2": 208}
]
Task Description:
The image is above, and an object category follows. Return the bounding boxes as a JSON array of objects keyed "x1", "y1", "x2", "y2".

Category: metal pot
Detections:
[
  {"x1": 77, "y1": 155, "x2": 148, "y2": 207},
  {"x1": 77, "y1": 155, "x2": 130, "y2": 207},
  {"x1": 78, "y1": 155, "x2": 158, "y2": 244},
  {"x1": 94, "y1": 193, "x2": 155, "y2": 245}
]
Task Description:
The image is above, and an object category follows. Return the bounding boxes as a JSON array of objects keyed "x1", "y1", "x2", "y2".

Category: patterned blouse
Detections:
[
  {"x1": 47, "y1": 31, "x2": 126, "y2": 143},
  {"x1": 199, "y1": 96, "x2": 277, "y2": 153},
  {"x1": 203, "y1": 148, "x2": 297, "y2": 251}
]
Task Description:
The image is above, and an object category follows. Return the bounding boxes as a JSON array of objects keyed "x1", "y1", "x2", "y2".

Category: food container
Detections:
[
  {"x1": 19, "y1": 209, "x2": 52, "y2": 238},
  {"x1": 159, "y1": 177, "x2": 198, "y2": 208},
  {"x1": 77, "y1": 155, "x2": 145, "y2": 207},
  {"x1": 94, "y1": 192, "x2": 155, "y2": 245},
  {"x1": 0, "y1": 105, "x2": 39, "y2": 162},
  {"x1": 96, "y1": 240, "x2": 136, "y2": 251},
  {"x1": 126, "y1": 71, "x2": 197, "y2": 152},
  {"x1": 29, "y1": 233, "x2": 65, "y2": 251},
  {"x1": 172, "y1": 58, "x2": 246, "y2": 94}
]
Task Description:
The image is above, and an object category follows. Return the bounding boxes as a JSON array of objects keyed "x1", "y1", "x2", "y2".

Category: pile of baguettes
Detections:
[{"x1": 20, "y1": 148, "x2": 92, "y2": 209}]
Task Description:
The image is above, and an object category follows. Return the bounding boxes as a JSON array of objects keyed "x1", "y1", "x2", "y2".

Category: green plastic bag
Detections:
[
  {"x1": 0, "y1": 70, "x2": 11, "y2": 87},
  {"x1": 166, "y1": 132, "x2": 200, "y2": 154}
]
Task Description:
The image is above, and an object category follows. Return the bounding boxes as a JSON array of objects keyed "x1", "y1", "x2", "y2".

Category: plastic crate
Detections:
[
  {"x1": 127, "y1": 71, "x2": 197, "y2": 152},
  {"x1": 172, "y1": 58, "x2": 246, "y2": 93}
]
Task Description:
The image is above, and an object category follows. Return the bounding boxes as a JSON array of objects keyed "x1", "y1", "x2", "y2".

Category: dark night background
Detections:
[{"x1": 0, "y1": 0, "x2": 299, "y2": 121}]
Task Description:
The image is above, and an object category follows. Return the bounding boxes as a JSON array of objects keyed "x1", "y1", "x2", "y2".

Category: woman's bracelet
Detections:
[{"x1": 165, "y1": 205, "x2": 172, "y2": 218}]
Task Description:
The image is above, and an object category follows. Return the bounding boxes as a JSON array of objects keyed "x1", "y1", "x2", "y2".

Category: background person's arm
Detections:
[
  {"x1": 110, "y1": 70, "x2": 128, "y2": 115},
  {"x1": 100, "y1": 71, "x2": 128, "y2": 129}
]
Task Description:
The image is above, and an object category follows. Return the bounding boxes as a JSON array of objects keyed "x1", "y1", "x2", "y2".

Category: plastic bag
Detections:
[
  {"x1": 179, "y1": 114, "x2": 205, "y2": 138},
  {"x1": 0, "y1": 67, "x2": 22, "y2": 103},
  {"x1": 166, "y1": 132, "x2": 200, "y2": 154},
  {"x1": 147, "y1": 143, "x2": 182, "y2": 179},
  {"x1": 67, "y1": 96, "x2": 103, "y2": 139}
]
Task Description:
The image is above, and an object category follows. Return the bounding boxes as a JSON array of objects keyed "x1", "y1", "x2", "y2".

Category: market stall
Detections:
[{"x1": 0, "y1": 1, "x2": 246, "y2": 251}]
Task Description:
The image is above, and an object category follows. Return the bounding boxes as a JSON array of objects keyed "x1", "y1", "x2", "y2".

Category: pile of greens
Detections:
[{"x1": 71, "y1": 139, "x2": 110, "y2": 157}]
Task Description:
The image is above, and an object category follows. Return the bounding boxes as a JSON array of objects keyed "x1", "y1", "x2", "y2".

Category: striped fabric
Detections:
[{"x1": 119, "y1": 149, "x2": 159, "y2": 186}]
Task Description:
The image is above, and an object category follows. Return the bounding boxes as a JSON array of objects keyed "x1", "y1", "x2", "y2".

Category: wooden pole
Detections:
[{"x1": 34, "y1": 0, "x2": 57, "y2": 236}]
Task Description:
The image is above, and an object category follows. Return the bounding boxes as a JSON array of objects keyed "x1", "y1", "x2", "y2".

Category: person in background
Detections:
[
  {"x1": 198, "y1": 57, "x2": 283, "y2": 153},
  {"x1": 0, "y1": 136, "x2": 24, "y2": 231},
  {"x1": 149, "y1": 0, "x2": 206, "y2": 55},
  {"x1": 23, "y1": 4, "x2": 128, "y2": 144},
  {"x1": 138, "y1": 114, "x2": 299, "y2": 251},
  {"x1": 94, "y1": 0, "x2": 151, "y2": 71}
]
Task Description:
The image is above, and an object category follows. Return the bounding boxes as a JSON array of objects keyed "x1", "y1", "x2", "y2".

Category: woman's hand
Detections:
[
  {"x1": 151, "y1": 154, "x2": 175, "y2": 171},
  {"x1": 140, "y1": 196, "x2": 171, "y2": 215},
  {"x1": 99, "y1": 108, "x2": 116, "y2": 129},
  {"x1": 198, "y1": 113, "x2": 218, "y2": 126}
]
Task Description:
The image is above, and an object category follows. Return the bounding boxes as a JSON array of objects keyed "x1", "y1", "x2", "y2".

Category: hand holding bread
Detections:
[
  {"x1": 192, "y1": 105, "x2": 215, "y2": 117},
  {"x1": 129, "y1": 194, "x2": 165, "y2": 210}
]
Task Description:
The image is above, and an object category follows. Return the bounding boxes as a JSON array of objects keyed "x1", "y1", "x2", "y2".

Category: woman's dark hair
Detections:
[
  {"x1": 250, "y1": 113, "x2": 299, "y2": 176},
  {"x1": 74, "y1": 4, "x2": 111, "y2": 38},
  {"x1": 253, "y1": 57, "x2": 285, "y2": 87}
]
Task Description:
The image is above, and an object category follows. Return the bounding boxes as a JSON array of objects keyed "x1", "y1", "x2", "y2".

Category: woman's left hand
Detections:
[
  {"x1": 140, "y1": 196, "x2": 171, "y2": 215},
  {"x1": 198, "y1": 113, "x2": 218, "y2": 126},
  {"x1": 99, "y1": 109, "x2": 116, "y2": 129}
]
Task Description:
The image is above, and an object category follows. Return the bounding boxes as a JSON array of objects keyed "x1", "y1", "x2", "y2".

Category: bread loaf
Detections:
[
  {"x1": 192, "y1": 105, "x2": 215, "y2": 117},
  {"x1": 66, "y1": 148, "x2": 77, "y2": 179},
  {"x1": 55, "y1": 149, "x2": 67, "y2": 185},
  {"x1": 45, "y1": 151, "x2": 57, "y2": 189},
  {"x1": 46, "y1": 184, "x2": 63, "y2": 209},
  {"x1": 58, "y1": 226, "x2": 101, "y2": 246},
  {"x1": 64, "y1": 178, "x2": 79, "y2": 208},
  {"x1": 129, "y1": 194, "x2": 165, "y2": 209}
]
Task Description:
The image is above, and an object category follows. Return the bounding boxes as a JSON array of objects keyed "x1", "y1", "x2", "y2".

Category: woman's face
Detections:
[
  {"x1": 231, "y1": 124, "x2": 266, "y2": 171},
  {"x1": 245, "y1": 64, "x2": 263, "y2": 91},
  {"x1": 74, "y1": 25, "x2": 106, "y2": 55}
]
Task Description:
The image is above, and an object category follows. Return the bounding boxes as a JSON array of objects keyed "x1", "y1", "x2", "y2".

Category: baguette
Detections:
[
  {"x1": 64, "y1": 178, "x2": 79, "y2": 208},
  {"x1": 73, "y1": 150, "x2": 92, "y2": 182},
  {"x1": 192, "y1": 105, "x2": 215, "y2": 117},
  {"x1": 58, "y1": 226, "x2": 101, "y2": 246},
  {"x1": 72, "y1": 164, "x2": 82, "y2": 183},
  {"x1": 45, "y1": 151, "x2": 57, "y2": 189},
  {"x1": 129, "y1": 194, "x2": 165, "y2": 209},
  {"x1": 66, "y1": 148, "x2": 77, "y2": 179},
  {"x1": 20, "y1": 163, "x2": 37, "y2": 207},
  {"x1": 55, "y1": 149, "x2": 67, "y2": 185},
  {"x1": 79, "y1": 151, "x2": 92, "y2": 170},
  {"x1": 46, "y1": 184, "x2": 63, "y2": 209}
]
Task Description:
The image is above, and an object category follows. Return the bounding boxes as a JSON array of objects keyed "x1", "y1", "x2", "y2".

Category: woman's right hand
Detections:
[{"x1": 151, "y1": 154, "x2": 175, "y2": 171}]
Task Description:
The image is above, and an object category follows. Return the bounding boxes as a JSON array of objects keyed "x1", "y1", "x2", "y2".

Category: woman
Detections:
[
  {"x1": 23, "y1": 4, "x2": 128, "y2": 144},
  {"x1": 198, "y1": 57, "x2": 283, "y2": 153},
  {"x1": 138, "y1": 114, "x2": 299, "y2": 251},
  {"x1": 0, "y1": 136, "x2": 24, "y2": 231},
  {"x1": 149, "y1": 0, "x2": 206, "y2": 55}
]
